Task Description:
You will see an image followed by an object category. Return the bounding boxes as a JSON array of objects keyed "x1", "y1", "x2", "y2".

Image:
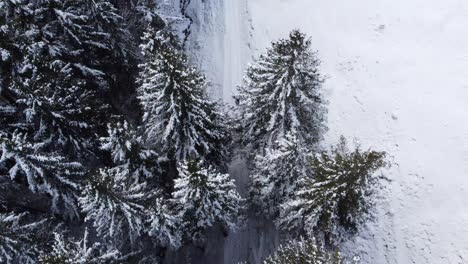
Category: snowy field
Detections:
[{"x1": 217, "y1": 0, "x2": 468, "y2": 263}]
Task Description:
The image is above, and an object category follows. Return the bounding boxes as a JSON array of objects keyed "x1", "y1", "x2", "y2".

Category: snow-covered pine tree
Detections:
[
  {"x1": 79, "y1": 167, "x2": 149, "y2": 248},
  {"x1": 250, "y1": 132, "x2": 310, "y2": 219},
  {"x1": 84, "y1": 0, "x2": 131, "y2": 63},
  {"x1": 0, "y1": 213, "x2": 46, "y2": 264},
  {"x1": 0, "y1": 132, "x2": 84, "y2": 218},
  {"x1": 0, "y1": 0, "x2": 131, "y2": 157},
  {"x1": 100, "y1": 120, "x2": 159, "y2": 183},
  {"x1": 80, "y1": 119, "x2": 185, "y2": 254},
  {"x1": 80, "y1": 120, "x2": 160, "y2": 249},
  {"x1": 235, "y1": 30, "x2": 327, "y2": 153},
  {"x1": 39, "y1": 229, "x2": 120, "y2": 264},
  {"x1": 116, "y1": 0, "x2": 164, "y2": 41},
  {"x1": 278, "y1": 137, "x2": 386, "y2": 244},
  {"x1": 147, "y1": 197, "x2": 182, "y2": 249},
  {"x1": 0, "y1": 0, "x2": 143, "y2": 221},
  {"x1": 137, "y1": 26, "x2": 228, "y2": 165},
  {"x1": 173, "y1": 160, "x2": 243, "y2": 243},
  {"x1": 263, "y1": 238, "x2": 349, "y2": 264}
]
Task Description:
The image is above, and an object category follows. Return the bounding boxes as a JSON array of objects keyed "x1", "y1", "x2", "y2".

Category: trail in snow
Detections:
[
  {"x1": 163, "y1": 2, "x2": 279, "y2": 263},
  {"x1": 222, "y1": 0, "x2": 249, "y2": 103}
]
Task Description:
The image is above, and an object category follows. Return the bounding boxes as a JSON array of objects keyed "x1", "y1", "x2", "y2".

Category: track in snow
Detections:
[{"x1": 222, "y1": 0, "x2": 249, "y2": 103}]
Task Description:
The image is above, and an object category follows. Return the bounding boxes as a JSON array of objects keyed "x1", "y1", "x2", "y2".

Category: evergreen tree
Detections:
[
  {"x1": 137, "y1": 26, "x2": 228, "y2": 165},
  {"x1": 263, "y1": 238, "x2": 349, "y2": 264},
  {"x1": 0, "y1": 0, "x2": 129, "y2": 218},
  {"x1": 235, "y1": 30, "x2": 326, "y2": 153},
  {"x1": 79, "y1": 120, "x2": 158, "y2": 248},
  {"x1": 79, "y1": 167, "x2": 150, "y2": 248},
  {"x1": 100, "y1": 120, "x2": 159, "y2": 183},
  {"x1": 0, "y1": 213, "x2": 46, "y2": 264},
  {"x1": 278, "y1": 137, "x2": 386, "y2": 244},
  {"x1": 39, "y1": 229, "x2": 120, "y2": 264},
  {"x1": 0, "y1": 132, "x2": 84, "y2": 218},
  {"x1": 79, "y1": 120, "x2": 183, "y2": 252},
  {"x1": 147, "y1": 197, "x2": 182, "y2": 249},
  {"x1": 250, "y1": 132, "x2": 310, "y2": 219},
  {"x1": 173, "y1": 160, "x2": 243, "y2": 243}
]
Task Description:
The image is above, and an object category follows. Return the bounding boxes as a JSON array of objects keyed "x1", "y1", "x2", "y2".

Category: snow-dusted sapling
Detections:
[
  {"x1": 137, "y1": 27, "x2": 228, "y2": 165},
  {"x1": 173, "y1": 160, "x2": 243, "y2": 243},
  {"x1": 250, "y1": 133, "x2": 310, "y2": 218},
  {"x1": 235, "y1": 30, "x2": 327, "y2": 152},
  {"x1": 279, "y1": 137, "x2": 386, "y2": 243},
  {"x1": 263, "y1": 238, "x2": 348, "y2": 264}
]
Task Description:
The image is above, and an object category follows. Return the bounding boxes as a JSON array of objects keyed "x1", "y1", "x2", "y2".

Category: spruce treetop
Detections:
[
  {"x1": 173, "y1": 160, "x2": 243, "y2": 243},
  {"x1": 236, "y1": 29, "x2": 327, "y2": 153},
  {"x1": 138, "y1": 28, "x2": 227, "y2": 165}
]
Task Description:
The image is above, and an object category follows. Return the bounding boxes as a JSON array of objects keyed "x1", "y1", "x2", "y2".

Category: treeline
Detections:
[{"x1": 0, "y1": 1, "x2": 387, "y2": 263}]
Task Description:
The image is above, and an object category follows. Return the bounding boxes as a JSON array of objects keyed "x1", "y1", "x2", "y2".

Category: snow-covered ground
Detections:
[{"x1": 215, "y1": 0, "x2": 468, "y2": 263}]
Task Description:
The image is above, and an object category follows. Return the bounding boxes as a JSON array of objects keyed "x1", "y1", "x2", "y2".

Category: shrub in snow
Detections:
[
  {"x1": 39, "y1": 230, "x2": 120, "y2": 264},
  {"x1": 279, "y1": 137, "x2": 386, "y2": 244},
  {"x1": 235, "y1": 30, "x2": 327, "y2": 153},
  {"x1": 263, "y1": 238, "x2": 350, "y2": 264},
  {"x1": 137, "y1": 26, "x2": 228, "y2": 165},
  {"x1": 250, "y1": 133, "x2": 310, "y2": 219},
  {"x1": 173, "y1": 160, "x2": 243, "y2": 243}
]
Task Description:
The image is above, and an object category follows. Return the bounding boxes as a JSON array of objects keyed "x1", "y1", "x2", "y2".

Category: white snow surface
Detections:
[{"x1": 186, "y1": 0, "x2": 468, "y2": 263}]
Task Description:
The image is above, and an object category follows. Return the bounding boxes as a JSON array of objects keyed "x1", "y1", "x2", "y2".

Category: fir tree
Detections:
[
  {"x1": 250, "y1": 132, "x2": 310, "y2": 219},
  {"x1": 79, "y1": 121, "x2": 158, "y2": 248},
  {"x1": 39, "y1": 229, "x2": 120, "y2": 264},
  {"x1": 80, "y1": 119, "x2": 181, "y2": 251},
  {"x1": 0, "y1": 0, "x2": 127, "y2": 217},
  {"x1": 278, "y1": 137, "x2": 386, "y2": 244},
  {"x1": 173, "y1": 160, "x2": 243, "y2": 243},
  {"x1": 100, "y1": 120, "x2": 159, "y2": 182},
  {"x1": 137, "y1": 27, "x2": 228, "y2": 165},
  {"x1": 0, "y1": 0, "x2": 131, "y2": 157},
  {"x1": 79, "y1": 167, "x2": 149, "y2": 248},
  {"x1": 235, "y1": 30, "x2": 326, "y2": 153},
  {"x1": 263, "y1": 238, "x2": 349, "y2": 264}
]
